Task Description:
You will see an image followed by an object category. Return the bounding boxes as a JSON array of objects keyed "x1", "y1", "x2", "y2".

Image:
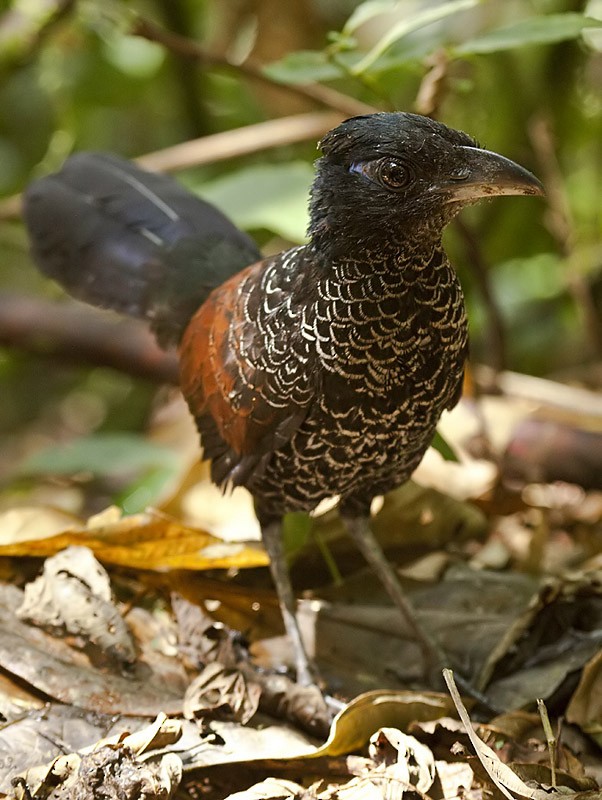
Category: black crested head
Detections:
[
  {"x1": 319, "y1": 112, "x2": 479, "y2": 160},
  {"x1": 308, "y1": 112, "x2": 543, "y2": 261}
]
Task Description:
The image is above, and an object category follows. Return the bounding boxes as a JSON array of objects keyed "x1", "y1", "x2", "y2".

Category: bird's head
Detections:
[{"x1": 309, "y1": 112, "x2": 543, "y2": 259}]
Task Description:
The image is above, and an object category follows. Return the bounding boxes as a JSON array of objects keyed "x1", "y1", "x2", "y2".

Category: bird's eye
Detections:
[
  {"x1": 349, "y1": 158, "x2": 414, "y2": 192},
  {"x1": 377, "y1": 159, "x2": 412, "y2": 191}
]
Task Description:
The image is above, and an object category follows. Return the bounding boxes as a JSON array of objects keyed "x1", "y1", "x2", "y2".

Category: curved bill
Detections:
[{"x1": 437, "y1": 146, "x2": 545, "y2": 201}]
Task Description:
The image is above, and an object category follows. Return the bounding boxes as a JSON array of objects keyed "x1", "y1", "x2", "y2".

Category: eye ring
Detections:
[{"x1": 377, "y1": 159, "x2": 412, "y2": 191}]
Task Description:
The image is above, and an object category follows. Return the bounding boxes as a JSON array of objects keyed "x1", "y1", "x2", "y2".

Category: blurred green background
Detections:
[{"x1": 0, "y1": 0, "x2": 600, "y2": 512}]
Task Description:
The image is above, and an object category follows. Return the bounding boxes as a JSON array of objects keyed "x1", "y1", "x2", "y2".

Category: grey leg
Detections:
[
  {"x1": 342, "y1": 514, "x2": 448, "y2": 679},
  {"x1": 262, "y1": 521, "x2": 315, "y2": 686}
]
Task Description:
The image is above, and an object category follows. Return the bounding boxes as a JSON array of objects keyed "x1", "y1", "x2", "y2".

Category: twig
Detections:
[
  {"x1": 455, "y1": 218, "x2": 507, "y2": 373},
  {"x1": 130, "y1": 15, "x2": 377, "y2": 119},
  {"x1": 536, "y1": 698, "x2": 557, "y2": 789},
  {"x1": 0, "y1": 111, "x2": 343, "y2": 220},
  {"x1": 528, "y1": 113, "x2": 602, "y2": 357},
  {"x1": 137, "y1": 111, "x2": 343, "y2": 173},
  {"x1": 0, "y1": 294, "x2": 179, "y2": 384},
  {"x1": 414, "y1": 50, "x2": 449, "y2": 118},
  {"x1": 474, "y1": 365, "x2": 602, "y2": 420}
]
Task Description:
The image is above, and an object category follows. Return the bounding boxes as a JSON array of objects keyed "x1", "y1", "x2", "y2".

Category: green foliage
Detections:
[
  {"x1": 20, "y1": 433, "x2": 178, "y2": 479},
  {"x1": 348, "y1": 0, "x2": 480, "y2": 75},
  {"x1": 19, "y1": 433, "x2": 180, "y2": 513},
  {"x1": 194, "y1": 162, "x2": 314, "y2": 243},
  {"x1": 431, "y1": 431, "x2": 459, "y2": 463},
  {"x1": 454, "y1": 13, "x2": 602, "y2": 55},
  {"x1": 263, "y1": 51, "x2": 346, "y2": 85}
]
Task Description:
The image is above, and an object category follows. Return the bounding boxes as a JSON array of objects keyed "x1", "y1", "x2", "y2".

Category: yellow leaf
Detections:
[{"x1": 0, "y1": 507, "x2": 268, "y2": 571}]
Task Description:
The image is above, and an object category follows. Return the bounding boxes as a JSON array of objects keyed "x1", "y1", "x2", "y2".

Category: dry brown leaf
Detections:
[
  {"x1": 308, "y1": 689, "x2": 456, "y2": 758},
  {"x1": 183, "y1": 662, "x2": 261, "y2": 725},
  {"x1": 485, "y1": 573, "x2": 602, "y2": 710},
  {"x1": 0, "y1": 506, "x2": 83, "y2": 545},
  {"x1": 566, "y1": 650, "x2": 602, "y2": 745},
  {"x1": 444, "y1": 669, "x2": 575, "y2": 800},
  {"x1": 0, "y1": 507, "x2": 267, "y2": 570},
  {"x1": 14, "y1": 714, "x2": 183, "y2": 800},
  {"x1": 17, "y1": 545, "x2": 136, "y2": 666},
  {"x1": 435, "y1": 760, "x2": 475, "y2": 800},
  {"x1": 0, "y1": 583, "x2": 187, "y2": 717},
  {"x1": 368, "y1": 727, "x2": 435, "y2": 793},
  {"x1": 224, "y1": 777, "x2": 307, "y2": 800},
  {"x1": 304, "y1": 566, "x2": 538, "y2": 692}
]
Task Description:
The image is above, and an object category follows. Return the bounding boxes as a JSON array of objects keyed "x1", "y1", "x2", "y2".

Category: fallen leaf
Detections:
[
  {"x1": 0, "y1": 583, "x2": 186, "y2": 717},
  {"x1": 224, "y1": 777, "x2": 306, "y2": 800},
  {"x1": 0, "y1": 507, "x2": 267, "y2": 570},
  {"x1": 309, "y1": 690, "x2": 456, "y2": 758},
  {"x1": 17, "y1": 545, "x2": 136, "y2": 666},
  {"x1": 566, "y1": 650, "x2": 602, "y2": 745},
  {"x1": 444, "y1": 669, "x2": 564, "y2": 800},
  {"x1": 183, "y1": 662, "x2": 261, "y2": 725},
  {"x1": 368, "y1": 727, "x2": 435, "y2": 793}
]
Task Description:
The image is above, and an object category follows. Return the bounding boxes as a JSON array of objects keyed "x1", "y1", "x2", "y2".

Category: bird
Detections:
[{"x1": 23, "y1": 112, "x2": 543, "y2": 687}]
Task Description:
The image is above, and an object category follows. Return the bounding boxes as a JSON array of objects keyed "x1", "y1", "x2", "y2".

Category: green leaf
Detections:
[
  {"x1": 282, "y1": 511, "x2": 313, "y2": 559},
  {"x1": 351, "y1": 0, "x2": 479, "y2": 75},
  {"x1": 21, "y1": 434, "x2": 179, "y2": 478},
  {"x1": 455, "y1": 13, "x2": 602, "y2": 55},
  {"x1": 262, "y1": 51, "x2": 345, "y2": 84},
  {"x1": 492, "y1": 252, "x2": 566, "y2": 310},
  {"x1": 116, "y1": 467, "x2": 177, "y2": 514},
  {"x1": 195, "y1": 162, "x2": 313, "y2": 243},
  {"x1": 431, "y1": 430, "x2": 459, "y2": 462},
  {"x1": 342, "y1": 0, "x2": 397, "y2": 36},
  {"x1": 102, "y1": 34, "x2": 164, "y2": 78}
]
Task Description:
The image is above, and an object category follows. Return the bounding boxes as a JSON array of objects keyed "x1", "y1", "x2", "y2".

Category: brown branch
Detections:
[
  {"x1": 454, "y1": 219, "x2": 507, "y2": 374},
  {"x1": 137, "y1": 111, "x2": 343, "y2": 173},
  {"x1": 130, "y1": 15, "x2": 377, "y2": 119},
  {"x1": 414, "y1": 49, "x2": 450, "y2": 118},
  {"x1": 0, "y1": 294, "x2": 179, "y2": 384},
  {"x1": 475, "y1": 364, "x2": 602, "y2": 419},
  {"x1": 528, "y1": 113, "x2": 602, "y2": 357}
]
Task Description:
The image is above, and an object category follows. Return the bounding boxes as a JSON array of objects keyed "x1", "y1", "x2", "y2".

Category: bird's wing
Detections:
[{"x1": 179, "y1": 256, "x2": 315, "y2": 488}]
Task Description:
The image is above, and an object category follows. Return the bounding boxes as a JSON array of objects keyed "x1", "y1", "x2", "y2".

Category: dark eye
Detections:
[
  {"x1": 349, "y1": 158, "x2": 414, "y2": 192},
  {"x1": 377, "y1": 159, "x2": 412, "y2": 190}
]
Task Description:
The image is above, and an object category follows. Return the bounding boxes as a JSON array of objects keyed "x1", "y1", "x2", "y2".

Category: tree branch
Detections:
[
  {"x1": 454, "y1": 218, "x2": 507, "y2": 373},
  {"x1": 130, "y1": 15, "x2": 376, "y2": 119},
  {"x1": 528, "y1": 113, "x2": 602, "y2": 357},
  {"x1": 0, "y1": 110, "x2": 343, "y2": 220},
  {"x1": 137, "y1": 111, "x2": 343, "y2": 173},
  {"x1": 0, "y1": 294, "x2": 179, "y2": 384}
]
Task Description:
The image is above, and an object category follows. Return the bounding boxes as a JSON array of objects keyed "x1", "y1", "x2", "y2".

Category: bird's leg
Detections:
[
  {"x1": 261, "y1": 521, "x2": 315, "y2": 687},
  {"x1": 341, "y1": 514, "x2": 448, "y2": 681}
]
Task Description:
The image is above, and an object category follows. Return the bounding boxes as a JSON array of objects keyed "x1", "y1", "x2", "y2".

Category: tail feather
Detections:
[{"x1": 24, "y1": 153, "x2": 261, "y2": 346}]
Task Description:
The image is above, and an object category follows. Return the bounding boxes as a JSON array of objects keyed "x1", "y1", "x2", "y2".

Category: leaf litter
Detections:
[{"x1": 0, "y1": 382, "x2": 599, "y2": 797}]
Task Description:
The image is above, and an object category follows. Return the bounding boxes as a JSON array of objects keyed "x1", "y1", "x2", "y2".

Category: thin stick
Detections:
[
  {"x1": 454, "y1": 218, "x2": 507, "y2": 373},
  {"x1": 536, "y1": 698, "x2": 557, "y2": 789},
  {"x1": 131, "y1": 15, "x2": 377, "y2": 119},
  {"x1": 0, "y1": 294, "x2": 179, "y2": 384},
  {"x1": 138, "y1": 111, "x2": 343, "y2": 173},
  {"x1": 0, "y1": 111, "x2": 343, "y2": 220},
  {"x1": 528, "y1": 113, "x2": 602, "y2": 357}
]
